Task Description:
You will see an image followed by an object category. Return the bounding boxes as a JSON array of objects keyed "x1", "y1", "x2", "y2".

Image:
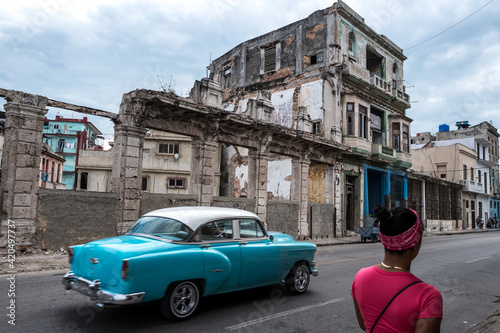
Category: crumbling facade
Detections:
[
  {"x1": 0, "y1": 1, "x2": 414, "y2": 249},
  {"x1": 208, "y1": 0, "x2": 411, "y2": 232}
]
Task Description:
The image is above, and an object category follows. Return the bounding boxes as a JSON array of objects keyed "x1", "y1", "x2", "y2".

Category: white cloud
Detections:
[{"x1": 1, "y1": 0, "x2": 500, "y2": 137}]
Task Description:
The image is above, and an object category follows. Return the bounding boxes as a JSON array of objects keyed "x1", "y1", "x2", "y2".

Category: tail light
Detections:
[
  {"x1": 121, "y1": 260, "x2": 129, "y2": 279},
  {"x1": 68, "y1": 246, "x2": 74, "y2": 264}
]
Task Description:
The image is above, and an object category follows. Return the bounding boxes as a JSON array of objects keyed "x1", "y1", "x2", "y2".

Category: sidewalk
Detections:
[{"x1": 310, "y1": 227, "x2": 500, "y2": 247}]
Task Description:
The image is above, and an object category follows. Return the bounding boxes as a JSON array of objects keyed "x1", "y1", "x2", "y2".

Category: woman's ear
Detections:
[{"x1": 410, "y1": 241, "x2": 422, "y2": 260}]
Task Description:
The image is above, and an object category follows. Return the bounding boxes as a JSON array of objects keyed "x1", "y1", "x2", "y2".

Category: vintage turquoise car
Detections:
[{"x1": 63, "y1": 206, "x2": 318, "y2": 321}]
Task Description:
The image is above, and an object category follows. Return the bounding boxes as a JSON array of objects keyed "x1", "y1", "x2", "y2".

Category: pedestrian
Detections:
[
  {"x1": 476, "y1": 216, "x2": 482, "y2": 231},
  {"x1": 351, "y1": 205, "x2": 443, "y2": 332}
]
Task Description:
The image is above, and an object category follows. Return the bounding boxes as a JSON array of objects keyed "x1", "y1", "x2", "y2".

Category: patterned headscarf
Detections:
[{"x1": 379, "y1": 209, "x2": 423, "y2": 251}]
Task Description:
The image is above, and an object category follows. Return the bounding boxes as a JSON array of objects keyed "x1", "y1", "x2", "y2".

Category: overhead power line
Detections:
[{"x1": 405, "y1": 0, "x2": 494, "y2": 51}]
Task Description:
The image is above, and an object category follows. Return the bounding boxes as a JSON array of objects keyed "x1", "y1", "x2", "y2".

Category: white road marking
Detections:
[
  {"x1": 466, "y1": 256, "x2": 491, "y2": 264},
  {"x1": 225, "y1": 298, "x2": 343, "y2": 331}
]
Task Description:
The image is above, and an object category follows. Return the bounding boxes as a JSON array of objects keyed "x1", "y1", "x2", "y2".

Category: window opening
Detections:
[
  {"x1": 142, "y1": 177, "x2": 149, "y2": 191},
  {"x1": 223, "y1": 68, "x2": 231, "y2": 89},
  {"x1": 370, "y1": 108, "x2": 383, "y2": 144},
  {"x1": 57, "y1": 139, "x2": 65, "y2": 153},
  {"x1": 264, "y1": 44, "x2": 277, "y2": 73},
  {"x1": 347, "y1": 103, "x2": 354, "y2": 135},
  {"x1": 158, "y1": 142, "x2": 179, "y2": 154},
  {"x1": 348, "y1": 32, "x2": 355, "y2": 52},
  {"x1": 310, "y1": 52, "x2": 323, "y2": 65},
  {"x1": 312, "y1": 121, "x2": 321, "y2": 135},
  {"x1": 403, "y1": 124, "x2": 409, "y2": 153},
  {"x1": 359, "y1": 105, "x2": 368, "y2": 139},
  {"x1": 168, "y1": 178, "x2": 185, "y2": 189},
  {"x1": 366, "y1": 48, "x2": 384, "y2": 78},
  {"x1": 80, "y1": 172, "x2": 88, "y2": 190},
  {"x1": 392, "y1": 123, "x2": 400, "y2": 151}
]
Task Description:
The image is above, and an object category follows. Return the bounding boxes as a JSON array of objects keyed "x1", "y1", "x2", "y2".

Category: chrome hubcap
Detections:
[
  {"x1": 172, "y1": 284, "x2": 197, "y2": 315},
  {"x1": 295, "y1": 267, "x2": 309, "y2": 291}
]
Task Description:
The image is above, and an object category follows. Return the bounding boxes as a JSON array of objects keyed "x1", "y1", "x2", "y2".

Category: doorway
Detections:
[{"x1": 346, "y1": 176, "x2": 356, "y2": 230}]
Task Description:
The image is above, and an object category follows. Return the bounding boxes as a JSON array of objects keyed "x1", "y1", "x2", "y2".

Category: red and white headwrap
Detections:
[{"x1": 379, "y1": 209, "x2": 423, "y2": 251}]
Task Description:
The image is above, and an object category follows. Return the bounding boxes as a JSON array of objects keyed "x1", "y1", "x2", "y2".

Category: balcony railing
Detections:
[
  {"x1": 460, "y1": 180, "x2": 484, "y2": 194},
  {"x1": 370, "y1": 74, "x2": 391, "y2": 92},
  {"x1": 392, "y1": 88, "x2": 410, "y2": 103}
]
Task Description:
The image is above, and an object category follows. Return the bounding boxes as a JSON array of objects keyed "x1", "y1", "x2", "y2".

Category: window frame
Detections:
[
  {"x1": 167, "y1": 177, "x2": 185, "y2": 189},
  {"x1": 359, "y1": 105, "x2": 368, "y2": 139},
  {"x1": 158, "y1": 142, "x2": 179, "y2": 155},
  {"x1": 346, "y1": 102, "x2": 355, "y2": 135},
  {"x1": 141, "y1": 176, "x2": 150, "y2": 192}
]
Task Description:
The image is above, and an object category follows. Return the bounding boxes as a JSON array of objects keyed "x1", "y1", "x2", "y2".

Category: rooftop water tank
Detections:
[{"x1": 439, "y1": 124, "x2": 449, "y2": 132}]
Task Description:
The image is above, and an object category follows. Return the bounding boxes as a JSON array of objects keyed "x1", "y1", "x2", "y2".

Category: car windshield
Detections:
[{"x1": 126, "y1": 216, "x2": 192, "y2": 241}]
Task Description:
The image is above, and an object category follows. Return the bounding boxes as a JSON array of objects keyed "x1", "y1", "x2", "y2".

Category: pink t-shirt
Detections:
[{"x1": 351, "y1": 266, "x2": 443, "y2": 333}]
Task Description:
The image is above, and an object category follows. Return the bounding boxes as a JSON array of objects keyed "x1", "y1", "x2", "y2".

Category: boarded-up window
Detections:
[{"x1": 264, "y1": 45, "x2": 277, "y2": 72}]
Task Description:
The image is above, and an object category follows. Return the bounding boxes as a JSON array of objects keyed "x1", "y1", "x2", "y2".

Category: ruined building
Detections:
[
  {"x1": 0, "y1": 1, "x2": 413, "y2": 250},
  {"x1": 208, "y1": 0, "x2": 411, "y2": 231}
]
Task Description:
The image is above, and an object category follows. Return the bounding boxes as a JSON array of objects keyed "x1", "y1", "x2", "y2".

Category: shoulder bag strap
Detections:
[{"x1": 370, "y1": 280, "x2": 423, "y2": 333}]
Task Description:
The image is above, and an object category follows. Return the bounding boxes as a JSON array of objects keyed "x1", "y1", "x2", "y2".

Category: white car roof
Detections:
[{"x1": 143, "y1": 206, "x2": 260, "y2": 230}]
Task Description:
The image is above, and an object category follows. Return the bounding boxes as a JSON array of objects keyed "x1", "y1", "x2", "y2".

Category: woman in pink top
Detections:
[{"x1": 351, "y1": 205, "x2": 443, "y2": 332}]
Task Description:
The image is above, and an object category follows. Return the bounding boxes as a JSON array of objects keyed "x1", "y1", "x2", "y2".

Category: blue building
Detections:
[{"x1": 43, "y1": 116, "x2": 103, "y2": 189}]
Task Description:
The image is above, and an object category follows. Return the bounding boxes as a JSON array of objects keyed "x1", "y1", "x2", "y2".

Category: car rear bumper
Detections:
[{"x1": 62, "y1": 271, "x2": 145, "y2": 305}]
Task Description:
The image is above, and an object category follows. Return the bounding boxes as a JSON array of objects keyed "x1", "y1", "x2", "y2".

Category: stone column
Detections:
[
  {"x1": 1, "y1": 92, "x2": 48, "y2": 248},
  {"x1": 291, "y1": 158, "x2": 310, "y2": 239},
  {"x1": 248, "y1": 150, "x2": 270, "y2": 224},
  {"x1": 112, "y1": 124, "x2": 147, "y2": 234},
  {"x1": 189, "y1": 140, "x2": 218, "y2": 206},
  {"x1": 325, "y1": 165, "x2": 335, "y2": 204}
]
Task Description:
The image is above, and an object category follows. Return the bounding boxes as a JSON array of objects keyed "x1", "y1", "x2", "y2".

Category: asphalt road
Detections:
[{"x1": 1, "y1": 232, "x2": 499, "y2": 332}]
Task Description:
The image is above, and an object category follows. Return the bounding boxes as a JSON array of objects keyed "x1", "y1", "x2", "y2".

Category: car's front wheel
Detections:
[
  {"x1": 285, "y1": 263, "x2": 310, "y2": 295},
  {"x1": 160, "y1": 281, "x2": 200, "y2": 321}
]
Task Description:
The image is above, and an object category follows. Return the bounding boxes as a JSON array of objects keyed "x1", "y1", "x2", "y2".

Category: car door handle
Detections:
[
  {"x1": 200, "y1": 244, "x2": 211, "y2": 248},
  {"x1": 239, "y1": 241, "x2": 248, "y2": 245}
]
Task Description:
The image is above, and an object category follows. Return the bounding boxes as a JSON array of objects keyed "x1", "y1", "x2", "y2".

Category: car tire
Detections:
[
  {"x1": 160, "y1": 281, "x2": 200, "y2": 321},
  {"x1": 285, "y1": 263, "x2": 310, "y2": 295}
]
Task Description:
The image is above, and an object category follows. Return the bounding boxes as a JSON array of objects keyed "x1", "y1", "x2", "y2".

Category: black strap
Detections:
[{"x1": 370, "y1": 280, "x2": 423, "y2": 333}]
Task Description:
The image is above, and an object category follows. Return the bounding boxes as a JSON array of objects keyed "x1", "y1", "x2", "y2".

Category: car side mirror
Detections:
[{"x1": 269, "y1": 235, "x2": 274, "y2": 242}]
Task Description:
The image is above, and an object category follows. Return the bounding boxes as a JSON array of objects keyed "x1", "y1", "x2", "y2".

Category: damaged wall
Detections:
[{"x1": 36, "y1": 189, "x2": 119, "y2": 250}]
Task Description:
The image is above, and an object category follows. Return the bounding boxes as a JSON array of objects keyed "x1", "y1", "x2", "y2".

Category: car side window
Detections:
[
  {"x1": 198, "y1": 220, "x2": 234, "y2": 241},
  {"x1": 239, "y1": 219, "x2": 265, "y2": 238}
]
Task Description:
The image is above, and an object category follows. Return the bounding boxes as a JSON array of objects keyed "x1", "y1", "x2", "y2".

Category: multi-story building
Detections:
[
  {"x1": 77, "y1": 129, "x2": 221, "y2": 195},
  {"x1": 411, "y1": 121, "x2": 500, "y2": 229},
  {"x1": 39, "y1": 142, "x2": 66, "y2": 190},
  {"x1": 43, "y1": 116, "x2": 104, "y2": 189},
  {"x1": 207, "y1": 0, "x2": 411, "y2": 232}
]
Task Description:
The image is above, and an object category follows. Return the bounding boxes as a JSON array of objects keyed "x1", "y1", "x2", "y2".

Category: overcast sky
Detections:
[{"x1": 1, "y1": 0, "x2": 499, "y2": 142}]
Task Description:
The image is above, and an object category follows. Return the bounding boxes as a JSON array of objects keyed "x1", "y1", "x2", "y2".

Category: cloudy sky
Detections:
[{"x1": 1, "y1": 0, "x2": 499, "y2": 142}]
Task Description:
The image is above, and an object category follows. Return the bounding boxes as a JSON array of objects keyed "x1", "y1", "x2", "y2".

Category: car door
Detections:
[
  {"x1": 237, "y1": 218, "x2": 279, "y2": 286},
  {"x1": 198, "y1": 219, "x2": 242, "y2": 292}
]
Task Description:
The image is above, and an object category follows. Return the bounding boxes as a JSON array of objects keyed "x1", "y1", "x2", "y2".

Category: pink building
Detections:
[{"x1": 39, "y1": 142, "x2": 66, "y2": 190}]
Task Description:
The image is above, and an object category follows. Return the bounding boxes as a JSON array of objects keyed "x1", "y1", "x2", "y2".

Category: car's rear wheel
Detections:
[
  {"x1": 285, "y1": 263, "x2": 310, "y2": 295},
  {"x1": 160, "y1": 281, "x2": 200, "y2": 321}
]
